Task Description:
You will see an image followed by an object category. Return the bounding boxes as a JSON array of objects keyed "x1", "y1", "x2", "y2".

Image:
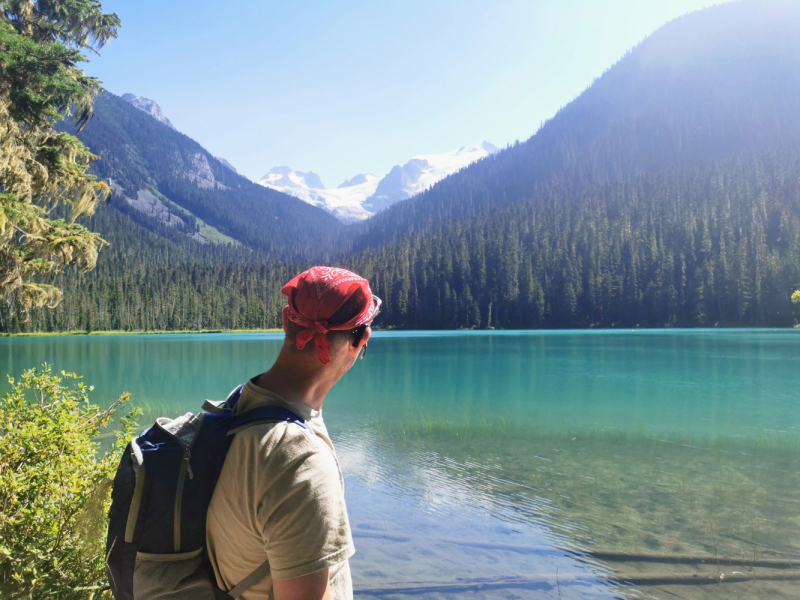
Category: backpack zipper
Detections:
[
  {"x1": 152, "y1": 415, "x2": 202, "y2": 553},
  {"x1": 174, "y1": 444, "x2": 194, "y2": 552},
  {"x1": 124, "y1": 438, "x2": 145, "y2": 543}
]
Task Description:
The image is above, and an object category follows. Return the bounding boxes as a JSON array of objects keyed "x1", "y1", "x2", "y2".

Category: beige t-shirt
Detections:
[{"x1": 206, "y1": 381, "x2": 355, "y2": 599}]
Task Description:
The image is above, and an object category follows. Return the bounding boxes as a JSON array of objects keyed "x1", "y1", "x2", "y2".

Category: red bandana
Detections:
[{"x1": 281, "y1": 267, "x2": 379, "y2": 366}]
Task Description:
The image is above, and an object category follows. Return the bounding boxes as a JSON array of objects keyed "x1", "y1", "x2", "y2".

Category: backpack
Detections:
[{"x1": 105, "y1": 383, "x2": 316, "y2": 599}]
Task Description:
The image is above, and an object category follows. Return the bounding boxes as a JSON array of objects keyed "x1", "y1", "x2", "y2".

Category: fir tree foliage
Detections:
[{"x1": 0, "y1": 0, "x2": 118, "y2": 318}]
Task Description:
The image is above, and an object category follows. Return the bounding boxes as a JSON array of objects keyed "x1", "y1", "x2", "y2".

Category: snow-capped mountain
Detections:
[
  {"x1": 364, "y1": 141, "x2": 499, "y2": 214},
  {"x1": 257, "y1": 142, "x2": 498, "y2": 222},
  {"x1": 122, "y1": 93, "x2": 176, "y2": 130},
  {"x1": 260, "y1": 166, "x2": 326, "y2": 192},
  {"x1": 320, "y1": 174, "x2": 381, "y2": 222},
  {"x1": 257, "y1": 168, "x2": 379, "y2": 222}
]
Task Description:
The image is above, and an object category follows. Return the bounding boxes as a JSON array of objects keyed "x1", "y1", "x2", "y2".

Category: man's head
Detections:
[{"x1": 280, "y1": 267, "x2": 380, "y2": 375}]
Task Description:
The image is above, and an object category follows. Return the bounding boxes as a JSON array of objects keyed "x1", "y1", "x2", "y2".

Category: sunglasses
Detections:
[{"x1": 352, "y1": 295, "x2": 382, "y2": 359}]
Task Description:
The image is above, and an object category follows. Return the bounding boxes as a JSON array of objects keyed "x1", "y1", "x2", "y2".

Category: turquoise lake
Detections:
[{"x1": 3, "y1": 330, "x2": 800, "y2": 598}]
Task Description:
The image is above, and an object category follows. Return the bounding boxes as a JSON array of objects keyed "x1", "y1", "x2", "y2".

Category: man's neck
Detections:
[{"x1": 254, "y1": 351, "x2": 337, "y2": 412}]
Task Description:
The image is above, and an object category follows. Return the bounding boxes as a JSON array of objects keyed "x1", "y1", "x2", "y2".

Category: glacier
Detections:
[{"x1": 257, "y1": 141, "x2": 499, "y2": 222}]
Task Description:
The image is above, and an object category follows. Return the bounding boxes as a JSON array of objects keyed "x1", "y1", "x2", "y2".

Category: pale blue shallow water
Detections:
[{"x1": 3, "y1": 330, "x2": 800, "y2": 598}]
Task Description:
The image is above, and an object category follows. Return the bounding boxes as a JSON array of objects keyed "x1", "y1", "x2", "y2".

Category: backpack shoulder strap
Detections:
[
  {"x1": 202, "y1": 399, "x2": 227, "y2": 414},
  {"x1": 203, "y1": 384, "x2": 245, "y2": 414},
  {"x1": 210, "y1": 388, "x2": 314, "y2": 597},
  {"x1": 228, "y1": 404, "x2": 316, "y2": 437}
]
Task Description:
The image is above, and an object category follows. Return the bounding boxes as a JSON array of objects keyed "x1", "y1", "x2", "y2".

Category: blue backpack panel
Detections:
[{"x1": 106, "y1": 384, "x2": 315, "y2": 599}]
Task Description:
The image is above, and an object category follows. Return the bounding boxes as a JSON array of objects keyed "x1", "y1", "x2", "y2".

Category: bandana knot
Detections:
[{"x1": 295, "y1": 320, "x2": 332, "y2": 365}]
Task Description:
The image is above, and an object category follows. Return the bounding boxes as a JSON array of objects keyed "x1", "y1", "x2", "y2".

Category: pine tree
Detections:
[{"x1": 0, "y1": 0, "x2": 119, "y2": 317}]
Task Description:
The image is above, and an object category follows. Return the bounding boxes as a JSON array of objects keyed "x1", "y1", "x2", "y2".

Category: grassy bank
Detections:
[{"x1": 0, "y1": 328, "x2": 283, "y2": 337}]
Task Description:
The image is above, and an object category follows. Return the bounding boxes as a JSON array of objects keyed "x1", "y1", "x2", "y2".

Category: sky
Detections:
[{"x1": 85, "y1": 0, "x2": 732, "y2": 187}]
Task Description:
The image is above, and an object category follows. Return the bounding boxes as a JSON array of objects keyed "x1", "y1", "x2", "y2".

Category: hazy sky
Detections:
[{"x1": 86, "y1": 0, "x2": 731, "y2": 186}]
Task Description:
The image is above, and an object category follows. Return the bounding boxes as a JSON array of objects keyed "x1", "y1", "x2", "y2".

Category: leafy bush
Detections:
[{"x1": 0, "y1": 365, "x2": 138, "y2": 599}]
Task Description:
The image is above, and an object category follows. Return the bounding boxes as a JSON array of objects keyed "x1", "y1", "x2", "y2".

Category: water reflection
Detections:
[
  {"x1": 339, "y1": 431, "x2": 618, "y2": 599},
  {"x1": 0, "y1": 333, "x2": 285, "y2": 410},
  {"x1": 338, "y1": 423, "x2": 800, "y2": 598}
]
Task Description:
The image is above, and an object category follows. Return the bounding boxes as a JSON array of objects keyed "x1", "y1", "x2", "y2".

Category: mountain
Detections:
[
  {"x1": 350, "y1": 0, "x2": 800, "y2": 252},
  {"x1": 257, "y1": 167, "x2": 379, "y2": 222},
  {"x1": 257, "y1": 142, "x2": 498, "y2": 222},
  {"x1": 121, "y1": 93, "x2": 176, "y2": 130},
  {"x1": 69, "y1": 91, "x2": 344, "y2": 260},
  {"x1": 335, "y1": 0, "x2": 800, "y2": 329},
  {"x1": 364, "y1": 142, "x2": 499, "y2": 214},
  {"x1": 259, "y1": 166, "x2": 326, "y2": 191},
  {"x1": 121, "y1": 93, "x2": 241, "y2": 176}
]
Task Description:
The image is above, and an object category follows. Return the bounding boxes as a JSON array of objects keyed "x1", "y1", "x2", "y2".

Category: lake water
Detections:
[{"x1": 3, "y1": 330, "x2": 800, "y2": 598}]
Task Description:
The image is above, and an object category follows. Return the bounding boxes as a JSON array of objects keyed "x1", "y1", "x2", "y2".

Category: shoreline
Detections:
[
  {"x1": 1, "y1": 326, "x2": 798, "y2": 338},
  {"x1": 0, "y1": 328, "x2": 284, "y2": 337}
]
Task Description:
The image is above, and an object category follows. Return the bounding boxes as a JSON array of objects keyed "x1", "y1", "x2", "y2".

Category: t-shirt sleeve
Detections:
[{"x1": 256, "y1": 427, "x2": 355, "y2": 581}]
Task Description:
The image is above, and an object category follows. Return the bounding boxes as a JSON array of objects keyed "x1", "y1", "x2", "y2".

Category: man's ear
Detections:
[
  {"x1": 281, "y1": 305, "x2": 290, "y2": 333},
  {"x1": 349, "y1": 326, "x2": 371, "y2": 358}
]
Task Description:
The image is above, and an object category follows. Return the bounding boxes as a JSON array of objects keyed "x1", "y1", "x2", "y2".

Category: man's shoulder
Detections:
[{"x1": 229, "y1": 419, "x2": 336, "y2": 473}]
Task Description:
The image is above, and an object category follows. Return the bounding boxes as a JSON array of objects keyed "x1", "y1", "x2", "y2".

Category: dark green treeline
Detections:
[
  {"x1": 4, "y1": 153, "x2": 798, "y2": 333},
  {"x1": 351, "y1": 156, "x2": 800, "y2": 329},
  {"x1": 1, "y1": 206, "x2": 303, "y2": 333}
]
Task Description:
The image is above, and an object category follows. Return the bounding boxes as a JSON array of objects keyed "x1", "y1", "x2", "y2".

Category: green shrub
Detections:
[{"x1": 0, "y1": 365, "x2": 138, "y2": 599}]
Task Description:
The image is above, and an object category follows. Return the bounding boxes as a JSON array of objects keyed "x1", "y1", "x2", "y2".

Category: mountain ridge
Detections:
[
  {"x1": 69, "y1": 91, "x2": 345, "y2": 260},
  {"x1": 121, "y1": 93, "x2": 176, "y2": 130}
]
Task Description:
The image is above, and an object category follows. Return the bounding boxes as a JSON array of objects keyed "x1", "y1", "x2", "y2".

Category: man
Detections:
[{"x1": 207, "y1": 266, "x2": 381, "y2": 600}]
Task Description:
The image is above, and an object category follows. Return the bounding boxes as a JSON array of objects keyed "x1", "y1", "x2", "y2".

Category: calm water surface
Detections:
[{"x1": 3, "y1": 330, "x2": 800, "y2": 598}]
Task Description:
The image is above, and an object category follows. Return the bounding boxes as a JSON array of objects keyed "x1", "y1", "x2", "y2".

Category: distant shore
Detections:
[
  {"x1": 2, "y1": 326, "x2": 798, "y2": 337},
  {"x1": 0, "y1": 329, "x2": 284, "y2": 337}
]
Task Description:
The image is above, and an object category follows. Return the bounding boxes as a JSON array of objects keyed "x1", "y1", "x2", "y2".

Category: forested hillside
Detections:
[
  {"x1": 10, "y1": 150, "x2": 798, "y2": 332},
  {"x1": 350, "y1": 154, "x2": 800, "y2": 329},
  {"x1": 350, "y1": 0, "x2": 800, "y2": 251},
  {"x1": 6, "y1": 0, "x2": 800, "y2": 332},
  {"x1": 8, "y1": 205, "x2": 299, "y2": 332}
]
